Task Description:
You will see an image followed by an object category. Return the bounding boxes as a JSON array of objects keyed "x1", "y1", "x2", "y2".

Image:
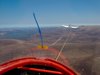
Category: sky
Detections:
[{"x1": 0, "y1": 0, "x2": 100, "y2": 27}]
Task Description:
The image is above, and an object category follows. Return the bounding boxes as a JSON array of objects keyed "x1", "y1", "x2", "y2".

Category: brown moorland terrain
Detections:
[{"x1": 0, "y1": 26, "x2": 100, "y2": 75}]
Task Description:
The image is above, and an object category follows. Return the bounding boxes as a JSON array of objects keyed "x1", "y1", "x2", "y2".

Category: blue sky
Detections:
[{"x1": 0, "y1": 0, "x2": 100, "y2": 27}]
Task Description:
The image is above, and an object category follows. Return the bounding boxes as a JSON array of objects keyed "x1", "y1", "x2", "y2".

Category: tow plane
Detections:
[{"x1": 62, "y1": 24, "x2": 78, "y2": 29}]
